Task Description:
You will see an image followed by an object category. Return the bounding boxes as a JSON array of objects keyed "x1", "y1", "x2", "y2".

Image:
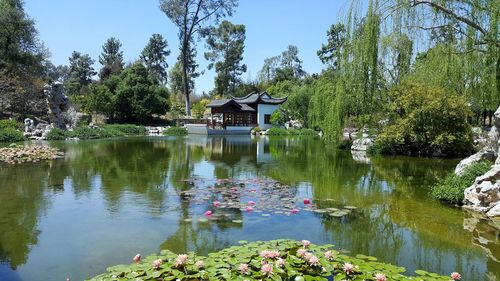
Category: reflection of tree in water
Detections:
[
  {"x1": 53, "y1": 139, "x2": 174, "y2": 213},
  {"x1": 0, "y1": 162, "x2": 50, "y2": 269}
]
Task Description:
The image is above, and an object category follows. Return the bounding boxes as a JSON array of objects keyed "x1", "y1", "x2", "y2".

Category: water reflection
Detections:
[{"x1": 0, "y1": 136, "x2": 498, "y2": 280}]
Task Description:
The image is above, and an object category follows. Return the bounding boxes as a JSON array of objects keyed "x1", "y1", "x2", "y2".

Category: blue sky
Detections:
[{"x1": 25, "y1": 0, "x2": 351, "y2": 94}]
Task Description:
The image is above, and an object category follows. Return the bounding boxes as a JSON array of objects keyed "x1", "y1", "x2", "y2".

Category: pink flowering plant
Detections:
[{"x1": 89, "y1": 240, "x2": 453, "y2": 281}]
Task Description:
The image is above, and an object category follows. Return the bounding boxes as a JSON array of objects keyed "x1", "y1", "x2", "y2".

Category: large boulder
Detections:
[
  {"x1": 351, "y1": 137, "x2": 374, "y2": 151},
  {"x1": 464, "y1": 165, "x2": 500, "y2": 217},
  {"x1": 454, "y1": 150, "x2": 496, "y2": 176}
]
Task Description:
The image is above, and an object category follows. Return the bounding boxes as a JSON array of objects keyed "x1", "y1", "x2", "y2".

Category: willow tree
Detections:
[
  {"x1": 313, "y1": 0, "x2": 383, "y2": 140},
  {"x1": 365, "y1": 0, "x2": 499, "y2": 122}
]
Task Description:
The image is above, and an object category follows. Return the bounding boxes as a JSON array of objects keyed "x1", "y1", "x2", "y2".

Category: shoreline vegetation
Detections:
[{"x1": 87, "y1": 239, "x2": 454, "y2": 281}]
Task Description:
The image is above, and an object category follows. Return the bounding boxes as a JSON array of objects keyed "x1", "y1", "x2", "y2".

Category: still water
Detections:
[{"x1": 0, "y1": 136, "x2": 498, "y2": 281}]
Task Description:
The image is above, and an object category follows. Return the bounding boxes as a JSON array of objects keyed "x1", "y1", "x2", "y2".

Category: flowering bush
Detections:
[{"x1": 87, "y1": 240, "x2": 452, "y2": 281}]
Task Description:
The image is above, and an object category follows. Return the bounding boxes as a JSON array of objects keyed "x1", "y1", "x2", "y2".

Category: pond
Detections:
[{"x1": 0, "y1": 136, "x2": 498, "y2": 281}]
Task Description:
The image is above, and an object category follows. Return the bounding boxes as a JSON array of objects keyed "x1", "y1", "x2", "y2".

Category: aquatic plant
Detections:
[
  {"x1": 0, "y1": 145, "x2": 63, "y2": 164},
  {"x1": 87, "y1": 239, "x2": 453, "y2": 281}
]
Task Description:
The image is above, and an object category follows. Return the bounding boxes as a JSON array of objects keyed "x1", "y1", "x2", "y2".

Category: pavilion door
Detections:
[{"x1": 224, "y1": 113, "x2": 234, "y2": 126}]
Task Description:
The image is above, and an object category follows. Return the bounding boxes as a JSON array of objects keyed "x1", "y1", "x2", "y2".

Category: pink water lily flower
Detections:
[
  {"x1": 308, "y1": 255, "x2": 320, "y2": 266},
  {"x1": 343, "y1": 263, "x2": 355, "y2": 274},
  {"x1": 175, "y1": 254, "x2": 188, "y2": 267},
  {"x1": 303, "y1": 199, "x2": 311, "y2": 204},
  {"x1": 247, "y1": 201, "x2": 256, "y2": 206},
  {"x1": 450, "y1": 272, "x2": 461, "y2": 280},
  {"x1": 302, "y1": 240, "x2": 311, "y2": 248},
  {"x1": 374, "y1": 273, "x2": 387, "y2": 281},
  {"x1": 296, "y1": 249, "x2": 307, "y2": 258},
  {"x1": 246, "y1": 206, "x2": 254, "y2": 212},
  {"x1": 204, "y1": 210, "x2": 213, "y2": 216},
  {"x1": 276, "y1": 258, "x2": 285, "y2": 268},
  {"x1": 291, "y1": 208, "x2": 299, "y2": 214},
  {"x1": 261, "y1": 263, "x2": 273, "y2": 277},
  {"x1": 239, "y1": 263, "x2": 250, "y2": 275},
  {"x1": 324, "y1": 250, "x2": 334, "y2": 261},
  {"x1": 213, "y1": 201, "x2": 220, "y2": 207},
  {"x1": 152, "y1": 259, "x2": 163, "y2": 270},
  {"x1": 195, "y1": 260, "x2": 205, "y2": 269},
  {"x1": 133, "y1": 254, "x2": 141, "y2": 263}
]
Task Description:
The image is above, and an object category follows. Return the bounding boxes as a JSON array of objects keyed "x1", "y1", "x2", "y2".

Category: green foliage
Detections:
[
  {"x1": 0, "y1": 0, "x2": 46, "y2": 76},
  {"x1": 164, "y1": 127, "x2": 187, "y2": 136},
  {"x1": 266, "y1": 127, "x2": 317, "y2": 136},
  {"x1": 88, "y1": 239, "x2": 449, "y2": 281},
  {"x1": 46, "y1": 124, "x2": 146, "y2": 141},
  {"x1": 101, "y1": 124, "x2": 146, "y2": 136},
  {"x1": 0, "y1": 128, "x2": 25, "y2": 142},
  {"x1": 270, "y1": 110, "x2": 285, "y2": 126},
  {"x1": 258, "y1": 46, "x2": 306, "y2": 85},
  {"x1": 99, "y1": 37, "x2": 124, "y2": 80},
  {"x1": 265, "y1": 127, "x2": 289, "y2": 136},
  {"x1": 205, "y1": 20, "x2": 247, "y2": 97},
  {"x1": 86, "y1": 63, "x2": 170, "y2": 122},
  {"x1": 159, "y1": 0, "x2": 237, "y2": 115},
  {"x1": 140, "y1": 34, "x2": 170, "y2": 85},
  {"x1": 191, "y1": 99, "x2": 210, "y2": 119},
  {"x1": 45, "y1": 128, "x2": 68, "y2": 141},
  {"x1": 0, "y1": 119, "x2": 23, "y2": 130},
  {"x1": 431, "y1": 162, "x2": 492, "y2": 204},
  {"x1": 66, "y1": 51, "x2": 96, "y2": 96},
  {"x1": 373, "y1": 82, "x2": 473, "y2": 156}
]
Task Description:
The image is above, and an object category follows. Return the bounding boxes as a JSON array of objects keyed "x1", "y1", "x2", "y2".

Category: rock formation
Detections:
[
  {"x1": 351, "y1": 128, "x2": 374, "y2": 152},
  {"x1": 44, "y1": 81, "x2": 69, "y2": 130},
  {"x1": 463, "y1": 106, "x2": 500, "y2": 217}
]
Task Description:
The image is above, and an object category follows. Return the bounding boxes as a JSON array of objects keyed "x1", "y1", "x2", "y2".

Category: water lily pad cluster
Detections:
[
  {"x1": 178, "y1": 178, "x2": 357, "y2": 219},
  {"x1": 87, "y1": 239, "x2": 451, "y2": 281},
  {"x1": 0, "y1": 144, "x2": 63, "y2": 164}
]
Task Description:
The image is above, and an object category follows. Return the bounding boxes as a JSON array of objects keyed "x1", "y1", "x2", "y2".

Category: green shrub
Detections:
[
  {"x1": 265, "y1": 127, "x2": 289, "y2": 135},
  {"x1": 164, "y1": 127, "x2": 187, "y2": 136},
  {"x1": 431, "y1": 161, "x2": 492, "y2": 204},
  {"x1": 374, "y1": 82, "x2": 473, "y2": 156},
  {"x1": 88, "y1": 239, "x2": 448, "y2": 281},
  {"x1": 297, "y1": 128, "x2": 317, "y2": 135},
  {"x1": 0, "y1": 128, "x2": 25, "y2": 142},
  {"x1": 45, "y1": 128, "x2": 69, "y2": 140},
  {"x1": 102, "y1": 124, "x2": 146, "y2": 136},
  {"x1": 68, "y1": 127, "x2": 114, "y2": 139},
  {"x1": 0, "y1": 119, "x2": 23, "y2": 130}
]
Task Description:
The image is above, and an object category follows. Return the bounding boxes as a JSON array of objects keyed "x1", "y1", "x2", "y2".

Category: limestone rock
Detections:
[
  {"x1": 44, "y1": 81, "x2": 69, "y2": 130},
  {"x1": 351, "y1": 137, "x2": 374, "y2": 151},
  {"x1": 454, "y1": 150, "x2": 496, "y2": 176},
  {"x1": 464, "y1": 165, "x2": 500, "y2": 216}
]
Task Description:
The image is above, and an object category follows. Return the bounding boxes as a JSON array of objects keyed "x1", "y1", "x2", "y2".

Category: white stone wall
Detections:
[{"x1": 257, "y1": 104, "x2": 280, "y2": 130}]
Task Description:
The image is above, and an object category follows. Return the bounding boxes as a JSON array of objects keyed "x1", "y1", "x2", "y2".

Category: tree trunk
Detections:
[{"x1": 182, "y1": 38, "x2": 191, "y2": 116}]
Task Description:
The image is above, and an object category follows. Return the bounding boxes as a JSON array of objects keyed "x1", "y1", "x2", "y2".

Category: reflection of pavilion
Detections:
[{"x1": 187, "y1": 136, "x2": 275, "y2": 167}]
